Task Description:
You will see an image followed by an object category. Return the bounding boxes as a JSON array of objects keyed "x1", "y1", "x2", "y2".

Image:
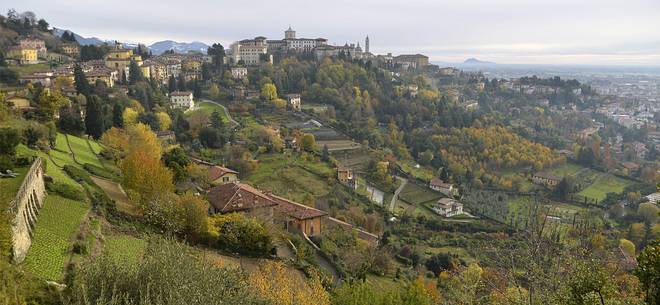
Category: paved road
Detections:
[
  {"x1": 389, "y1": 177, "x2": 407, "y2": 213},
  {"x1": 199, "y1": 99, "x2": 240, "y2": 128}
]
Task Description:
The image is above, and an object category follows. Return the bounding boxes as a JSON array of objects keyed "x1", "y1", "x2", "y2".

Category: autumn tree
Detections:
[{"x1": 249, "y1": 261, "x2": 330, "y2": 305}]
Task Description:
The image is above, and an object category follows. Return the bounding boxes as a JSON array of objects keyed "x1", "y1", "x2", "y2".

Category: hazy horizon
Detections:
[{"x1": 3, "y1": 0, "x2": 660, "y2": 66}]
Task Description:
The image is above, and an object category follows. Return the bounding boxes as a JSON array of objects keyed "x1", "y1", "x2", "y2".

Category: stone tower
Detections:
[
  {"x1": 285, "y1": 26, "x2": 296, "y2": 39},
  {"x1": 365, "y1": 36, "x2": 370, "y2": 53}
]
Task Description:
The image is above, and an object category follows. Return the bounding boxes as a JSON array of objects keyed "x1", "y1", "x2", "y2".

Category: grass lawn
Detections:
[
  {"x1": 366, "y1": 275, "x2": 402, "y2": 292},
  {"x1": 16, "y1": 145, "x2": 81, "y2": 188},
  {"x1": 185, "y1": 101, "x2": 229, "y2": 123},
  {"x1": 87, "y1": 139, "x2": 104, "y2": 155},
  {"x1": 549, "y1": 163, "x2": 583, "y2": 176},
  {"x1": 54, "y1": 133, "x2": 70, "y2": 152},
  {"x1": 399, "y1": 160, "x2": 435, "y2": 182},
  {"x1": 424, "y1": 246, "x2": 476, "y2": 264},
  {"x1": 23, "y1": 195, "x2": 89, "y2": 280},
  {"x1": 66, "y1": 134, "x2": 104, "y2": 168},
  {"x1": 577, "y1": 174, "x2": 636, "y2": 202},
  {"x1": 104, "y1": 234, "x2": 146, "y2": 264},
  {"x1": 246, "y1": 154, "x2": 333, "y2": 203},
  {"x1": 398, "y1": 182, "x2": 442, "y2": 205}
]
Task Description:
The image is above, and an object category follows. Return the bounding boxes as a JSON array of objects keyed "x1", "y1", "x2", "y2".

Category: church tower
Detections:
[
  {"x1": 285, "y1": 26, "x2": 296, "y2": 39},
  {"x1": 365, "y1": 36, "x2": 370, "y2": 53}
]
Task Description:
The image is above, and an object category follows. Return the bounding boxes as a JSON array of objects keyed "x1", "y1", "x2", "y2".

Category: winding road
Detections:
[
  {"x1": 198, "y1": 99, "x2": 240, "y2": 128},
  {"x1": 389, "y1": 177, "x2": 407, "y2": 213}
]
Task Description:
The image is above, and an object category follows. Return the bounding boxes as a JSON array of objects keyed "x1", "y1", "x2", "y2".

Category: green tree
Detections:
[
  {"x1": 210, "y1": 213, "x2": 273, "y2": 256},
  {"x1": 638, "y1": 202, "x2": 659, "y2": 225},
  {"x1": 210, "y1": 111, "x2": 224, "y2": 129},
  {"x1": 635, "y1": 240, "x2": 660, "y2": 305},
  {"x1": 128, "y1": 60, "x2": 144, "y2": 84},
  {"x1": 168, "y1": 75, "x2": 177, "y2": 93},
  {"x1": 85, "y1": 95, "x2": 105, "y2": 139},
  {"x1": 73, "y1": 64, "x2": 90, "y2": 96},
  {"x1": 301, "y1": 133, "x2": 316, "y2": 152},
  {"x1": 260, "y1": 82, "x2": 277, "y2": 101},
  {"x1": 207, "y1": 43, "x2": 225, "y2": 72},
  {"x1": 112, "y1": 102, "x2": 124, "y2": 128}
]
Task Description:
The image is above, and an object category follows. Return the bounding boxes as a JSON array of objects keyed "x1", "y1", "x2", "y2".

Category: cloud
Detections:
[{"x1": 2, "y1": 0, "x2": 659, "y2": 65}]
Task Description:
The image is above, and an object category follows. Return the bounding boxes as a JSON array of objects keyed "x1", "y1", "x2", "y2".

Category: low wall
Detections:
[{"x1": 9, "y1": 158, "x2": 46, "y2": 263}]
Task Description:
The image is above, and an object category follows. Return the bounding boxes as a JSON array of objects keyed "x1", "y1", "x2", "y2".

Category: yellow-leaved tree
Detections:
[{"x1": 249, "y1": 261, "x2": 330, "y2": 305}]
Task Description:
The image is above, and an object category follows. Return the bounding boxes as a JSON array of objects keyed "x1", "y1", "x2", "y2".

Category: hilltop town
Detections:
[{"x1": 0, "y1": 9, "x2": 659, "y2": 305}]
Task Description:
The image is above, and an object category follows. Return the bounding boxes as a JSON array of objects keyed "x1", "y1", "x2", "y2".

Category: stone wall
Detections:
[{"x1": 9, "y1": 158, "x2": 46, "y2": 263}]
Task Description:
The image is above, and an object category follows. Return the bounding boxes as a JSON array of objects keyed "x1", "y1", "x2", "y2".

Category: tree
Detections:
[
  {"x1": 301, "y1": 133, "x2": 316, "y2": 152},
  {"x1": 128, "y1": 60, "x2": 144, "y2": 84},
  {"x1": 199, "y1": 126, "x2": 223, "y2": 148},
  {"x1": 209, "y1": 213, "x2": 273, "y2": 256},
  {"x1": 163, "y1": 147, "x2": 190, "y2": 182},
  {"x1": 322, "y1": 144, "x2": 329, "y2": 162},
  {"x1": 425, "y1": 252, "x2": 460, "y2": 276},
  {"x1": 249, "y1": 260, "x2": 330, "y2": 305},
  {"x1": 260, "y1": 83, "x2": 277, "y2": 101},
  {"x1": 207, "y1": 43, "x2": 226, "y2": 72},
  {"x1": 122, "y1": 107, "x2": 139, "y2": 127},
  {"x1": 156, "y1": 112, "x2": 172, "y2": 130},
  {"x1": 210, "y1": 111, "x2": 224, "y2": 129},
  {"x1": 555, "y1": 177, "x2": 574, "y2": 201},
  {"x1": 85, "y1": 95, "x2": 105, "y2": 139},
  {"x1": 635, "y1": 239, "x2": 659, "y2": 305},
  {"x1": 638, "y1": 202, "x2": 659, "y2": 225},
  {"x1": 112, "y1": 102, "x2": 124, "y2": 128},
  {"x1": 208, "y1": 84, "x2": 220, "y2": 100},
  {"x1": 58, "y1": 105, "x2": 85, "y2": 135},
  {"x1": 0, "y1": 128, "x2": 20, "y2": 171},
  {"x1": 73, "y1": 64, "x2": 90, "y2": 96},
  {"x1": 168, "y1": 75, "x2": 177, "y2": 93},
  {"x1": 68, "y1": 238, "x2": 262, "y2": 305},
  {"x1": 36, "y1": 18, "x2": 48, "y2": 31},
  {"x1": 619, "y1": 239, "x2": 636, "y2": 257}
]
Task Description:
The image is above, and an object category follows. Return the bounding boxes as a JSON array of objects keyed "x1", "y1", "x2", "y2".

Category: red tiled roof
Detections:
[
  {"x1": 208, "y1": 165, "x2": 239, "y2": 181},
  {"x1": 430, "y1": 178, "x2": 451, "y2": 188},
  {"x1": 270, "y1": 194, "x2": 327, "y2": 220},
  {"x1": 208, "y1": 182, "x2": 277, "y2": 213},
  {"x1": 207, "y1": 182, "x2": 327, "y2": 220}
]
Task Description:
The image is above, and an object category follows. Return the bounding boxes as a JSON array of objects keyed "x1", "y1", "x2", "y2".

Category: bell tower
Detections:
[
  {"x1": 365, "y1": 36, "x2": 370, "y2": 53},
  {"x1": 285, "y1": 26, "x2": 296, "y2": 39}
]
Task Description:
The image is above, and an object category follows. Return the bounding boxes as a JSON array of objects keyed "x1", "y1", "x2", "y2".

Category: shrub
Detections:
[
  {"x1": 46, "y1": 181, "x2": 85, "y2": 201},
  {"x1": 209, "y1": 213, "x2": 273, "y2": 257},
  {"x1": 72, "y1": 241, "x2": 88, "y2": 255},
  {"x1": 63, "y1": 165, "x2": 93, "y2": 184},
  {"x1": 67, "y1": 237, "x2": 263, "y2": 305},
  {"x1": 83, "y1": 163, "x2": 114, "y2": 180},
  {"x1": 0, "y1": 155, "x2": 13, "y2": 172}
]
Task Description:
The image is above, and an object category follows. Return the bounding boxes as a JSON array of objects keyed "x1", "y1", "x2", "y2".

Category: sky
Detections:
[{"x1": 3, "y1": 0, "x2": 660, "y2": 65}]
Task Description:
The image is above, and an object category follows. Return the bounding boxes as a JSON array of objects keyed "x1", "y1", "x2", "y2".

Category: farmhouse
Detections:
[
  {"x1": 285, "y1": 93, "x2": 302, "y2": 111},
  {"x1": 431, "y1": 198, "x2": 463, "y2": 217},
  {"x1": 208, "y1": 165, "x2": 239, "y2": 185},
  {"x1": 170, "y1": 91, "x2": 194, "y2": 110},
  {"x1": 208, "y1": 182, "x2": 277, "y2": 221},
  {"x1": 207, "y1": 182, "x2": 328, "y2": 236},
  {"x1": 429, "y1": 178, "x2": 455, "y2": 196},
  {"x1": 337, "y1": 166, "x2": 356, "y2": 189},
  {"x1": 271, "y1": 194, "x2": 327, "y2": 237},
  {"x1": 532, "y1": 172, "x2": 562, "y2": 187}
]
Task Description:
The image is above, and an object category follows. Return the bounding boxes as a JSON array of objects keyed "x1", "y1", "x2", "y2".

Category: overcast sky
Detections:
[{"x1": 3, "y1": 0, "x2": 660, "y2": 65}]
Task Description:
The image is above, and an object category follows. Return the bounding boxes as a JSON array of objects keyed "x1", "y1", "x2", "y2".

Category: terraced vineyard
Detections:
[
  {"x1": 23, "y1": 195, "x2": 89, "y2": 280},
  {"x1": 104, "y1": 234, "x2": 146, "y2": 264}
]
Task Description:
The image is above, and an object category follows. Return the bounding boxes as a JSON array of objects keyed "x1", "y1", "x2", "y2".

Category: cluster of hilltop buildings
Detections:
[
  {"x1": 227, "y1": 27, "x2": 429, "y2": 70},
  {"x1": 16, "y1": 40, "x2": 209, "y2": 92}
]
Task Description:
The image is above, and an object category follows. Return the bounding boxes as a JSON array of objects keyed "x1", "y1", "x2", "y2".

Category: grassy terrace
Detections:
[
  {"x1": 577, "y1": 174, "x2": 636, "y2": 202},
  {"x1": 185, "y1": 101, "x2": 229, "y2": 123},
  {"x1": 16, "y1": 145, "x2": 80, "y2": 188},
  {"x1": 9, "y1": 63, "x2": 51, "y2": 76},
  {"x1": 548, "y1": 163, "x2": 583, "y2": 176},
  {"x1": 66, "y1": 134, "x2": 104, "y2": 168},
  {"x1": 246, "y1": 154, "x2": 334, "y2": 203},
  {"x1": 23, "y1": 195, "x2": 89, "y2": 280},
  {"x1": 104, "y1": 233, "x2": 146, "y2": 264}
]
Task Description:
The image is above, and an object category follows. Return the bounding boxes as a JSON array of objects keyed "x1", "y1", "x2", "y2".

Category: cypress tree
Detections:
[{"x1": 85, "y1": 96, "x2": 105, "y2": 139}]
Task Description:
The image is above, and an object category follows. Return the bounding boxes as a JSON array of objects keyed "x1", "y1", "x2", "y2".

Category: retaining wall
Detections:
[{"x1": 9, "y1": 158, "x2": 46, "y2": 263}]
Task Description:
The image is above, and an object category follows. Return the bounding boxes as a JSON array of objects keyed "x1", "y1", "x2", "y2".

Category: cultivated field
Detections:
[
  {"x1": 246, "y1": 154, "x2": 334, "y2": 203},
  {"x1": 577, "y1": 173, "x2": 637, "y2": 202},
  {"x1": 104, "y1": 234, "x2": 146, "y2": 264},
  {"x1": 398, "y1": 182, "x2": 443, "y2": 205},
  {"x1": 23, "y1": 195, "x2": 89, "y2": 280},
  {"x1": 316, "y1": 139, "x2": 361, "y2": 151}
]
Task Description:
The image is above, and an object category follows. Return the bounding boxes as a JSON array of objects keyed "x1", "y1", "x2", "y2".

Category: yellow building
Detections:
[
  {"x1": 61, "y1": 43, "x2": 80, "y2": 57},
  {"x1": 7, "y1": 46, "x2": 38, "y2": 64},
  {"x1": 85, "y1": 68, "x2": 116, "y2": 87},
  {"x1": 104, "y1": 48, "x2": 143, "y2": 78}
]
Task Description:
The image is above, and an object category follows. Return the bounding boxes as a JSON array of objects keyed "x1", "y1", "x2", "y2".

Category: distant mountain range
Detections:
[
  {"x1": 464, "y1": 58, "x2": 496, "y2": 65},
  {"x1": 52, "y1": 28, "x2": 209, "y2": 55},
  {"x1": 148, "y1": 40, "x2": 209, "y2": 55}
]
